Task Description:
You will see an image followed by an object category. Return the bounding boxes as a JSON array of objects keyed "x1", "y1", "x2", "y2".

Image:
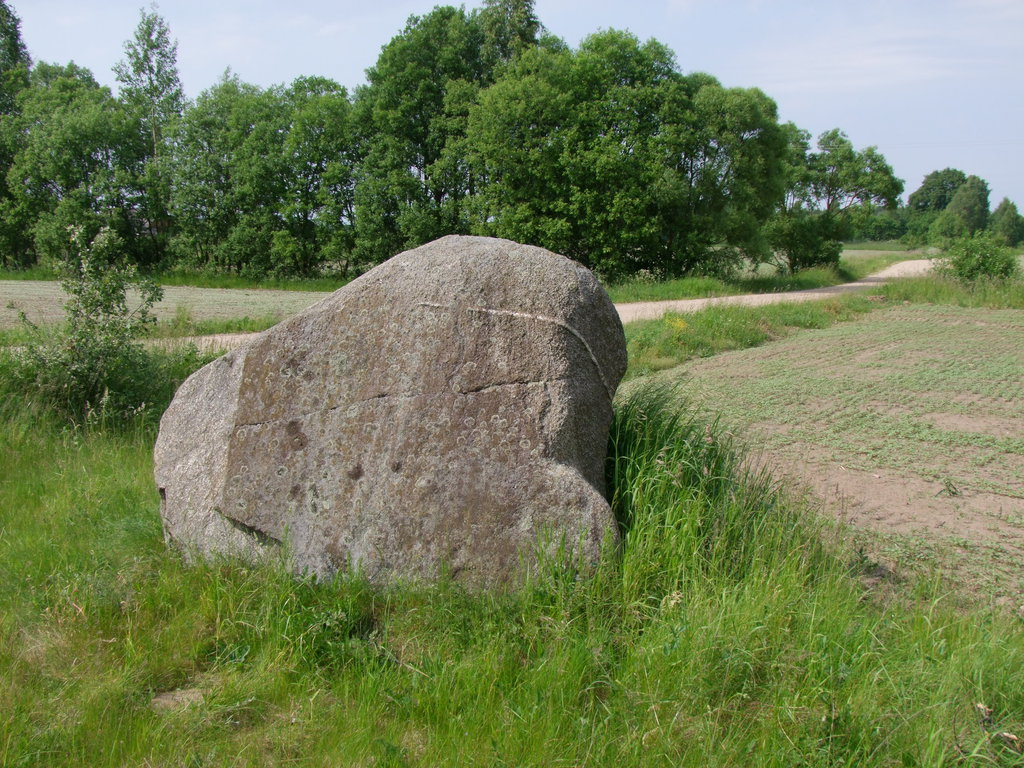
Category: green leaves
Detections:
[
  {"x1": 768, "y1": 127, "x2": 903, "y2": 272},
  {"x1": 15, "y1": 225, "x2": 165, "y2": 420},
  {"x1": 467, "y1": 30, "x2": 788, "y2": 279}
]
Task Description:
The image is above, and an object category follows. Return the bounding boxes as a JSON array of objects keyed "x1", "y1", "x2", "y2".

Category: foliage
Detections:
[
  {"x1": 0, "y1": 0, "x2": 29, "y2": 116},
  {"x1": 930, "y1": 174, "x2": 990, "y2": 242},
  {"x1": 989, "y1": 197, "x2": 1024, "y2": 246},
  {"x1": 907, "y1": 167, "x2": 967, "y2": 213},
  {"x1": 767, "y1": 126, "x2": 903, "y2": 273},
  {"x1": 352, "y1": 5, "x2": 496, "y2": 265},
  {"x1": 0, "y1": 62, "x2": 141, "y2": 268},
  {"x1": 11, "y1": 225, "x2": 166, "y2": 420},
  {"x1": 0, "y1": 0, "x2": 1006, "y2": 285},
  {"x1": 881, "y1": 273, "x2": 1024, "y2": 309},
  {"x1": 937, "y1": 231, "x2": 1019, "y2": 282},
  {"x1": 624, "y1": 295, "x2": 874, "y2": 378},
  {"x1": 479, "y1": 0, "x2": 542, "y2": 68},
  {"x1": 468, "y1": 30, "x2": 787, "y2": 279},
  {"x1": 113, "y1": 5, "x2": 185, "y2": 267}
]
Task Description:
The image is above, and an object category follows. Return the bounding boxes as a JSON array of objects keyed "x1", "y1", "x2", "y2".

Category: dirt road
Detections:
[
  {"x1": 615, "y1": 259, "x2": 935, "y2": 322},
  {"x1": 1, "y1": 259, "x2": 934, "y2": 352}
]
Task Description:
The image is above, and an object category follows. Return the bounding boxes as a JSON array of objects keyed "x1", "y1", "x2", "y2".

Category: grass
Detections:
[
  {"x1": 2, "y1": 267, "x2": 1023, "y2": 765},
  {"x1": 881, "y1": 275, "x2": 1024, "y2": 309},
  {"x1": 0, "y1": 266, "x2": 345, "y2": 291},
  {"x1": 2, "y1": 374, "x2": 1024, "y2": 766},
  {"x1": 604, "y1": 247, "x2": 916, "y2": 303},
  {"x1": 0, "y1": 266, "x2": 57, "y2": 280},
  {"x1": 148, "y1": 306, "x2": 283, "y2": 339},
  {"x1": 844, "y1": 240, "x2": 921, "y2": 252},
  {"x1": 624, "y1": 294, "x2": 876, "y2": 379}
]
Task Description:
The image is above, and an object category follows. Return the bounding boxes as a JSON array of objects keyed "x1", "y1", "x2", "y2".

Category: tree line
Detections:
[{"x1": 0, "y1": 1, "x2": 1020, "y2": 281}]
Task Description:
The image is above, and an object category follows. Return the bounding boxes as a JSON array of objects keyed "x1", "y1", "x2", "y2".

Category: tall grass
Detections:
[
  {"x1": 882, "y1": 275, "x2": 1024, "y2": 309},
  {"x1": 2, "y1": 376, "x2": 1023, "y2": 765},
  {"x1": 624, "y1": 295, "x2": 875, "y2": 378}
]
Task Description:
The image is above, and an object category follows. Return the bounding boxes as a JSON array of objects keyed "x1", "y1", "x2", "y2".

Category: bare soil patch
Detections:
[{"x1": 666, "y1": 303, "x2": 1024, "y2": 603}]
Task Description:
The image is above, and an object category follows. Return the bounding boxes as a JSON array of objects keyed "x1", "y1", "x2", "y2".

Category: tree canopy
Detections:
[{"x1": 8, "y1": 1, "x2": 1019, "y2": 279}]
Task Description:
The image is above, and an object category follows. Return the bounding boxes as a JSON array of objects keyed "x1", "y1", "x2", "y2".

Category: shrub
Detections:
[
  {"x1": 938, "y1": 232, "x2": 1019, "y2": 282},
  {"x1": 764, "y1": 211, "x2": 845, "y2": 273},
  {"x1": 11, "y1": 225, "x2": 166, "y2": 421}
]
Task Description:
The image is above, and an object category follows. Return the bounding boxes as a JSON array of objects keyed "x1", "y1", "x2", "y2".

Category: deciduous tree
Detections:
[
  {"x1": 908, "y1": 168, "x2": 967, "y2": 212},
  {"x1": 936, "y1": 174, "x2": 990, "y2": 236},
  {"x1": 114, "y1": 5, "x2": 185, "y2": 266},
  {"x1": 468, "y1": 30, "x2": 787, "y2": 278},
  {"x1": 987, "y1": 197, "x2": 1023, "y2": 247},
  {"x1": 2, "y1": 63, "x2": 139, "y2": 267},
  {"x1": 767, "y1": 127, "x2": 902, "y2": 272}
]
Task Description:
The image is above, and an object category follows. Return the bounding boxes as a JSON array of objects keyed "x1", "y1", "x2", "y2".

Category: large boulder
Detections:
[{"x1": 154, "y1": 235, "x2": 627, "y2": 585}]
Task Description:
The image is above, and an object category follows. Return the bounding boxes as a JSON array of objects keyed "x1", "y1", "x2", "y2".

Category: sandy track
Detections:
[
  {"x1": 616, "y1": 259, "x2": 935, "y2": 322},
  {"x1": 1, "y1": 260, "x2": 935, "y2": 352}
]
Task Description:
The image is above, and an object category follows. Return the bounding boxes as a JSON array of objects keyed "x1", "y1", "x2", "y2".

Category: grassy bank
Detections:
[
  {"x1": 881, "y1": 274, "x2": 1024, "y2": 309},
  {"x1": 2, "y1": 368, "x2": 1024, "y2": 765},
  {"x1": 624, "y1": 295, "x2": 877, "y2": 379}
]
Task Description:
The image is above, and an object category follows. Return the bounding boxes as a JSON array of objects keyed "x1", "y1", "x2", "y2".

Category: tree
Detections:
[
  {"x1": 988, "y1": 198, "x2": 1024, "y2": 247},
  {"x1": 169, "y1": 74, "x2": 289, "y2": 275},
  {"x1": 1, "y1": 62, "x2": 140, "y2": 268},
  {"x1": 0, "y1": 0, "x2": 31, "y2": 265},
  {"x1": 908, "y1": 168, "x2": 967, "y2": 213},
  {"x1": 479, "y1": 0, "x2": 541, "y2": 68},
  {"x1": 275, "y1": 76, "x2": 357, "y2": 275},
  {"x1": 15, "y1": 225, "x2": 165, "y2": 420},
  {"x1": 468, "y1": 30, "x2": 787, "y2": 279},
  {"x1": 353, "y1": 5, "x2": 511, "y2": 265},
  {"x1": 928, "y1": 174, "x2": 990, "y2": 243},
  {"x1": 655, "y1": 77, "x2": 786, "y2": 275},
  {"x1": 170, "y1": 73, "x2": 357, "y2": 277},
  {"x1": 0, "y1": 0, "x2": 29, "y2": 116},
  {"x1": 767, "y1": 127, "x2": 902, "y2": 272},
  {"x1": 114, "y1": 5, "x2": 185, "y2": 266}
]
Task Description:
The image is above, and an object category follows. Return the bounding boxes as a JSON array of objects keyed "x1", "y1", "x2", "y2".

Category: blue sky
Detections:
[{"x1": 15, "y1": 0, "x2": 1024, "y2": 209}]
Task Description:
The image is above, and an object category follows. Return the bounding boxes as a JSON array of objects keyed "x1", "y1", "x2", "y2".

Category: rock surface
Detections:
[{"x1": 154, "y1": 235, "x2": 627, "y2": 585}]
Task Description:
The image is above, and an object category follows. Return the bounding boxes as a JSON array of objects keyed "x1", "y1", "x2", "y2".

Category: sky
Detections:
[{"x1": 13, "y1": 0, "x2": 1024, "y2": 208}]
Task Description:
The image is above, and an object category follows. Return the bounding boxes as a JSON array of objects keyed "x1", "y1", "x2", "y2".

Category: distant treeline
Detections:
[{"x1": 0, "y1": 1, "x2": 1021, "y2": 280}]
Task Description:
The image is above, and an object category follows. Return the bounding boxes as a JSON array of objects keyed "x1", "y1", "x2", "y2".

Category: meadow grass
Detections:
[
  {"x1": 624, "y1": 295, "x2": 876, "y2": 379},
  {"x1": 3, "y1": 373, "x2": 1024, "y2": 766},
  {"x1": 0, "y1": 310, "x2": 281, "y2": 346},
  {"x1": 3, "y1": 268, "x2": 1024, "y2": 765},
  {"x1": 148, "y1": 306, "x2": 284, "y2": 339},
  {"x1": 0, "y1": 266, "x2": 57, "y2": 281},
  {"x1": 844, "y1": 240, "x2": 918, "y2": 252},
  {"x1": 881, "y1": 275, "x2": 1024, "y2": 309}
]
